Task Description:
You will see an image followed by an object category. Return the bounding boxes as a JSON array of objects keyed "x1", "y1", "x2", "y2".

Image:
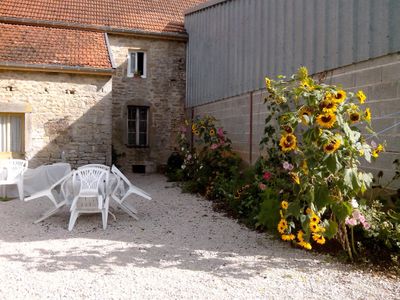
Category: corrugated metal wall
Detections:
[{"x1": 185, "y1": 0, "x2": 400, "y2": 107}]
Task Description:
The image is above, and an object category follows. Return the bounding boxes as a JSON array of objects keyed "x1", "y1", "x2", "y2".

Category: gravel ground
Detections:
[{"x1": 0, "y1": 173, "x2": 399, "y2": 300}]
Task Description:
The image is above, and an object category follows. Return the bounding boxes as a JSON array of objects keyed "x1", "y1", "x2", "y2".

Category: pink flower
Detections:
[
  {"x1": 352, "y1": 210, "x2": 361, "y2": 220},
  {"x1": 282, "y1": 161, "x2": 294, "y2": 171},
  {"x1": 259, "y1": 183, "x2": 266, "y2": 191},
  {"x1": 358, "y1": 215, "x2": 366, "y2": 223},
  {"x1": 263, "y1": 172, "x2": 272, "y2": 181},
  {"x1": 180, "y1": 126, "x2": 187, "y2": 133},
  {"x1": 345, "y1": 217, "x2": 357, "y2": 226},
  {"x1": 371, "y1": 141, "x2": 377, "y2": 148},
  {"x1": 362, "y1": 221, "x2": 371, "y2": 230},
  {"x1": 210, "y1": 144, "x2": 219, "y2": 150},
  {"x1": 217, "y1": 127, "x2": 224, "y2": 137}
]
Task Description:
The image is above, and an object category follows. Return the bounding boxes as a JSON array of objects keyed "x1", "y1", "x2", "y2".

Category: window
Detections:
[
  {"x1": 0, "y1": 113, "x2": 24, "y2": 158},
  {"x1": 127, "y1": 106, "x2": 149, "y2": 147},
  {"x1": 127, "y1": 51, "x2": 146, "y2": 78}
]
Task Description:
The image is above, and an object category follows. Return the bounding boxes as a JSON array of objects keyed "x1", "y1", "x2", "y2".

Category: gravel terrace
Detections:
[{"x1": 0, "y1": 173, "x2": 398, "y2": 299}]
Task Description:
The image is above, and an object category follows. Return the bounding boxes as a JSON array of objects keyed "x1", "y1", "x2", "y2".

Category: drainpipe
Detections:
[
  {"x1": 191, "y1": 107, "x2": 194, "y2": 150},
  {"x1": 249, "y1": 92, "x2": 253, "y2": 165}
]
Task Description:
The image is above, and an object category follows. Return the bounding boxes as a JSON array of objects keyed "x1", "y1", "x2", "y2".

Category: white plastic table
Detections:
[{"x1": 1, "y1": 163, "x2": 71, "y2": 198}]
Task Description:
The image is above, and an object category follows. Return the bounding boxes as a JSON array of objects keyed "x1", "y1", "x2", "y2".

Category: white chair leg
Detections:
[
  {"x1": 102, "y1": 209, "x2": 108, "y2": 230},
  {"x1": 34, "y1": 206, "x2": 61, "y2": 224},
  {"x1": 34, "y1": 200, "x2": 67, "y2": 224},
  {"x1": 122, "y1": 201, "x2": 138, "y2": 215},
  {"x1": 120, "y1": 203, "x2": 139, "y2": 220},
  {"x1": 17, "y1": 181, "x2": 24, "y2": 201},
  {"x1": 68, "y1": 210, "x2": 79, "y2": 231}
]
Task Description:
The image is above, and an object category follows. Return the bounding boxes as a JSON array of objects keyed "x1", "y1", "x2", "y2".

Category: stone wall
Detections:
[
  {"x1": 109, "y1": 34, "x2": 186, "y2": 172},
  {"x1": 0, "y1": 70, "x2": 112, "y2": 168},
  {"x1": 192, "y1": 53, "x2": 400, "y2": 186}
]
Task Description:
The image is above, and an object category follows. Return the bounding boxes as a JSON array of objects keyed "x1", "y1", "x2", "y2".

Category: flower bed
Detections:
[{"x1": 167, "y1": 67, "x2": 400, "y2": 273}]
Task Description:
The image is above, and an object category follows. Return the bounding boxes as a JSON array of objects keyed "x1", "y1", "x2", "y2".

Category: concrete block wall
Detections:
[
  {"x1": 0, "y1": 70, "x2": 113, "y2": 168},
  {"x1": 193, "y1": 93, "x2": 251, "y2": 162},
  {"x1": 191, "y1": 53, "x2": 400, "y2": 187},
  {"x1": 324, "y1": 53, "x2": 400, "y2": 187}
]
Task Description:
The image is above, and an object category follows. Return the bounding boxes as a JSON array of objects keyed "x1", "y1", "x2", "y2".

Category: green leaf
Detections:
[
  {"x1": 332, "y1": 202, "x2": 352, "y2": 222},
  {"x1": 286, "y1": 200, "x2": 301, "y2": 217},
  {"x1": 315, "y1": 185, "x2": 333, "y2": 209},
  {"x1": 344, "y1": 168, "x2": 359, "y2": 190},
  {"x1": 326, "y1": 155, "x2": 338, "y2": 173},
  {"x1": 324, "y1": 220, "x2": 338, "y2": 239}
]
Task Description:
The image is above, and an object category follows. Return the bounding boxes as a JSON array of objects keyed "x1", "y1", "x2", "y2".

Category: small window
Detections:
[
  {"x1": 0, "y1": 113, "x2": 24, "y2": 158},
  {"x1": 127, "y1": 106, "x2": 149, "y2": 147},
  {"x1": 127, "y1": 51, "x2": 146, "y2": 78}
]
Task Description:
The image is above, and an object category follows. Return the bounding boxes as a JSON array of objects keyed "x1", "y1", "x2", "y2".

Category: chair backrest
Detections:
[
  {"x1": 0, "y1": 159, "x2": 28, "y2": 182},
  {"x1": 111, "y1": 165, "x2": 130, "y2": 186},
  {"x1": 74, "y1": 167, "x2": 109, "y2": 197},
  {"x1": 78, "y1": 164, "x2": 110, "y2": 172}
]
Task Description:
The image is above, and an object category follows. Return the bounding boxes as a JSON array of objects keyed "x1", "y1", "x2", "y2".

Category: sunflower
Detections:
[
  {"x1": 277, "y1": 219, "x2": 288, "y2": 234},
  {"x1": 323, "y1": 138, "x2": 341, "y2": 154},
  {"x1": 191, "y1": 124, "x2": 197, "y2": 133},
  {"x1": 349, "y1": 111, "x2": 361, "y2": 123},
  {"x1": 357, "y1": 90, "x2": 366, "y2": 104},
  {"x1": 301, "y1": 80, "x2": 313, "y2": 91},
  {"x1": 209, "y1": 129, "x2": 215, "y2": 136},
  {"x1": 281, "y1": 200, "x2": 289, "y2": 210},
  {"x1": 310, "y1": 222, "x2": 319, "y2": 233},
  {"x1": 194, "y1": 130, "x2": 200, "y2": 136},
  {"x1": 289, "y1": 172, "x2": 300, "y2": 184},
  {"x1": 265, "y1": 77, "x2": 272, "y2": 89},
  {"x1": 301, "y1": 160, "x2": 309, "y2": 175},
  {"x1": 297, "y1": 230, "x2": 304, "y2": 242},
  {"x1": 310, "y1": 214, "x2": 320, "y2": 223},
  {"x1": 298, "y1": 241, "x2": 312, "y2": 250},
  {"x1": 316, "y1": 113, "x2": 336, "y2": 128},
  {"x1": 319, "y1": 98, "x2": 337, "y2": 113},
  {"x1": 282, "y1": 125, "x2": 294, "y2": 134},
  {"x1": 279, "y1": 134, "x2": 297, "y2": 152},
  {"x1": 281, "y1": 234, "x2": 295, "y2": 241},
  {"x1": 364, "y1": 108, "x2": 371, "y2": 122},
  {"x1": 306, "y1": 208, "x2": 313, "y2": 215},
  {"x1": 372, "y1": 144, "x2": 384, "y2": 158},
  {"x1": 312, "y1": 233, "x2": 326, "y2": 245},
  {"x1": 298, "y1": 106, "x2": 313, "y2": 125},
  {"x1": 334, "y1": 90, "x2": 347, "y2": 103}
]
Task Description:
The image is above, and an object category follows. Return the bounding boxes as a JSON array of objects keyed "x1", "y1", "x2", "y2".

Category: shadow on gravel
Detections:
[{"x1": 0, "y1": 174, "x2": 341, "y2": 280}]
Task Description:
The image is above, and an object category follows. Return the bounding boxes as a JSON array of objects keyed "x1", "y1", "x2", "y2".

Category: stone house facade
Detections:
[{"x1": 0, "y1": 0, "x2": 206, "y2": 171}]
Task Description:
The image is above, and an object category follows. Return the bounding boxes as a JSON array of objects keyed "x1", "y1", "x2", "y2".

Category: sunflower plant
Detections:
[{"x1": 265, "y1": 67, "x2": 383, "y2": 259}]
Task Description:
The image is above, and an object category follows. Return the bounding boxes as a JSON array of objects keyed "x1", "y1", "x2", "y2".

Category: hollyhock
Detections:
[
  {"x1": 263, "y1": 172, "x2": 272, "y2": 181},
  {"x1": 259, "y1": 183, "x2": 266, "y2": 191}
]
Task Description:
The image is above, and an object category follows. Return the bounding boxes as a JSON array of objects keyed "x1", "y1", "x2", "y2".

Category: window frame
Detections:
[
  {"x1": 0, "y1": 112, "x2": 25, "y2": 159},
  {"x1": 127, "y1": 51, "x2": 147, "y2": 78},
  {"x1": 126, "y1": 106, "x2": 149, "y2": 148}
]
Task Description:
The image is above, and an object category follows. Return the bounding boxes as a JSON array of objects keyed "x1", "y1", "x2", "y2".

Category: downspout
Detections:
[{"x1": 249, "y1": 91, "x2": 253, "y2": 164}]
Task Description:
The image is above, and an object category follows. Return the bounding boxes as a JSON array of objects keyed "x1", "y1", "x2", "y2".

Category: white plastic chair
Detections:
[
  {"x1": 111, "y1": 165, "x2": 151, "y2": 220},
  {"x1": 78, "y1": 164, "x2": 110, "y2": 172},
  {"x1": 0, "y1": 159, "x2": 28, "y2": 201},
  {"x1": 25, "y1": 171, "x2": 74, "y2": 224},
  {"x1": 68, "y1": 167, "x2": 110, "y2": 231}
]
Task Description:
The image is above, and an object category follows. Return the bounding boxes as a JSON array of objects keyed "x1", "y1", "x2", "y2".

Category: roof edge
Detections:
[
  {"x1": 0, "y1": 16, "x2": 188, "y2": 41},
  {"x1": 104, "y1": 33, "x2": 117, "y2": 69},
  {"x1": 185, "y1": 0, "x2": 230, "y2": 16},
  {"x1": 0, "y1": 62, "x2": 114, "y2": 76}
]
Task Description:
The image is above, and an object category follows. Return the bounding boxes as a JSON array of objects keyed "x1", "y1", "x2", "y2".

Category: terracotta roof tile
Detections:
[
  {"x1": 0, "y1": 23, "x2": 112, "y2": 69},
  {"x1": 0, "y1": 0, "x2": 207, "y2": 34}
]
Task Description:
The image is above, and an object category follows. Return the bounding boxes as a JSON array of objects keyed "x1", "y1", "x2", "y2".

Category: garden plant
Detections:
[{"x1": 167, "y1": 67, "x2": 400, "y2": 271}]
